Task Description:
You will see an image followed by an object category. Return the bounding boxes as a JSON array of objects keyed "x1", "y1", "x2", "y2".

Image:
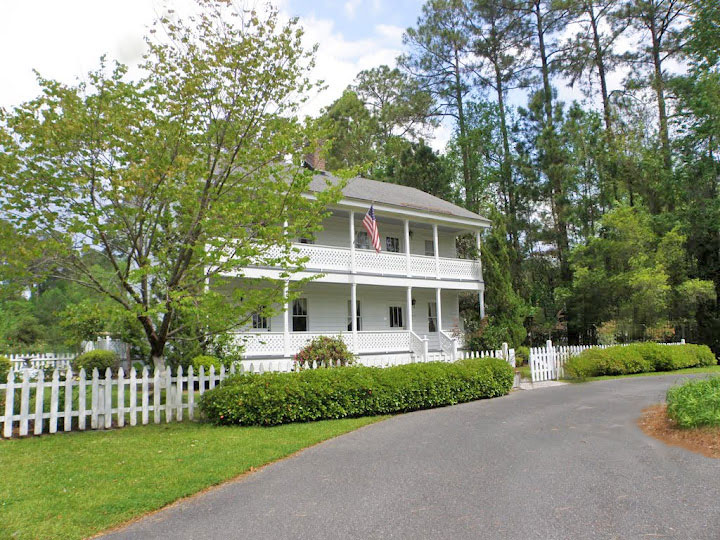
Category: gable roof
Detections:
[{"x1": 307, "y1": 172, "x2": 488, "y2": 225}]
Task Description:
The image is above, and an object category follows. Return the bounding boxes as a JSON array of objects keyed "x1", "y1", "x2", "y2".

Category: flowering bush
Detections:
[{"x1": 294, "y1": 336, "x2": 355, "y2": 369}]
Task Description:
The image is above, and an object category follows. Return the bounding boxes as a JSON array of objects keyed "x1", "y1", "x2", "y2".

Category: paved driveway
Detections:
[{"x1": 102, "y1": 375, "x2": 720, "y2": 540}]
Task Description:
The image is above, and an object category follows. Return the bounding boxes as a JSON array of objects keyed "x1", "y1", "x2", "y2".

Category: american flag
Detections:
[{"x1": 363, "y1": 205, "x2": 381, "y2": 253}]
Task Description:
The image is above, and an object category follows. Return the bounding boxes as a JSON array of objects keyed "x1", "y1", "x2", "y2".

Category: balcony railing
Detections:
[{"x1": 254, "y1": 243, "x2": 481, "y2": 281}]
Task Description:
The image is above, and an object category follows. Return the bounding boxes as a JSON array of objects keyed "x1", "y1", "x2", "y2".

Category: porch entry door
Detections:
[{"x1": 428, "y1": 302, "x2": 437, "y2": 333}]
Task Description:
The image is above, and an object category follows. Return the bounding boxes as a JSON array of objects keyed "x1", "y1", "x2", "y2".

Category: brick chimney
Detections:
[{"x1": 303, "y1": 142, "x2": 326, "y2": 171}]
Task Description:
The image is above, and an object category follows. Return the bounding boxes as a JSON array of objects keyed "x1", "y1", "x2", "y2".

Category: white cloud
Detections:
[{"x1": 344, "y1": 0, "x2": 361, "y2": 19}]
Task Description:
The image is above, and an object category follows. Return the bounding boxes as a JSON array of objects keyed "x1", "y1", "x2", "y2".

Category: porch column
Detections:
[
  {"x1": 283, "y1": 280, "x2": 291, "y2": 357},
  {"x1": 406, "y1": 286, "x2": 413, "y2": 333},
  {"x1": 433, "y1": 223, "x2": 439, "y2": 278},
  {"x1": 350, "y1": 282, "x2": 358, "y2": 352},
  {"x1": 349, "y1": 210, "x2": 356, "y2": 273},
  {"x1": 475, "y1": 229, "x2": 483, "y2": 281},
  {"x1": 404, "y1": 219, "x2": 411, "y2": 276},
  {"x1": 436, "y1": 287, "x2": 443, "y2": 334},
  {"x1": 479, "y1": 286, "x2": 486, "y2": 319}
]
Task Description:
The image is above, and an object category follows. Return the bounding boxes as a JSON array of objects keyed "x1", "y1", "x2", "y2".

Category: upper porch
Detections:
[{"x1": 242, "y1": 208, "x2": 486, "y2": 286}]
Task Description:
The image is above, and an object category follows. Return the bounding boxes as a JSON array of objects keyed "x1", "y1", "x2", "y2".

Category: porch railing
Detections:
[
  {"x1": 252, "y1": 243, "x2": 481, "y2": 281},
  {"x1": 236, "y1": 331, "x2": 416, "y2": 358}
]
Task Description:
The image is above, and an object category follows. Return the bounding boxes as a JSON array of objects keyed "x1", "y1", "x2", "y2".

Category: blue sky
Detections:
[{"x1": 284, "y1": 0, "x2": 423, "y2": 41}]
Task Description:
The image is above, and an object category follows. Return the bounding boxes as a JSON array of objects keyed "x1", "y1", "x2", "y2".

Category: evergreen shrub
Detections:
[{"x1": 200, "y1": 357, "x2": 514, "y2": 426}]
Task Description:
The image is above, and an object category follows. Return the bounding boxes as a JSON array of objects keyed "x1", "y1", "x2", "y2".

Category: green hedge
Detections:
[
  {"x1": 199, "y1": 357, "x2": 514, "y2": 426},
  {"x1": 0, "y1": 356, "x2": 10, "y2": 382},
  {"x1": 667, "y1": 377, "x2": 720, "y2": 429},
  {"x1": 72, "y1": 350, "x2": 119, "y2": 375},
  {"x1": 564, "y1": 343, "x2": 716, "y2": 380}
]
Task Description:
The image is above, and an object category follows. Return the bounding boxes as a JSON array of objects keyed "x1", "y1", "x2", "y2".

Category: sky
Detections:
[
  {"x1": 0, "y1": 1, "x2": 423, "y2": 127},
  {"x1": 0, "y1": 0, "x2": 626, "y2": 152}
]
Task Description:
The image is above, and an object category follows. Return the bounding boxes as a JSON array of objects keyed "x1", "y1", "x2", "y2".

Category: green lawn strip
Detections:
[
  {"x1": 573, "y1": 364, "x2": 720, "y2": 382},
  {"x1": 0, "y1": 416, "x2": 386, "y2": 540}
]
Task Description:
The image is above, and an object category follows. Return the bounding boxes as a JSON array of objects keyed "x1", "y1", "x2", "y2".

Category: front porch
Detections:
[{"x1": 230, "y1": 282, "x2": 465, "y2": 362}]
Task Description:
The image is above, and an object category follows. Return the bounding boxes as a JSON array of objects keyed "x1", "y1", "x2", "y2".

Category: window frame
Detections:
[
  {"x1": 427, "y1": 302, "x2": 437, "y2": 333},
  {"x1": 424, "y1": 239, "x2": 435, "y2": 256},
  {"x1": 347, "y1": 300, "x2": 362, "y2": 331},
  {"x1": 292, "y1": 298, "x2": 308, "y2": 332},
  {"x1": 251, "y1": 312, "x2": 270, "y2": 331},
  {"x1": 355, "y1": 231, "x2": 370, "y2": 250},
  {"x1": 388, "y1": 305, "x2": 404, "y2": 329},
  {"x1": 386, "y1": 236, "x2": 400, "y2": 253}
]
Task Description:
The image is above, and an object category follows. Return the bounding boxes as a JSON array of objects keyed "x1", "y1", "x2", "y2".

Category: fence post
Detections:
[
  {"x1": 546, "y1": 339, "x2": 554, "y2": 380},
  {"x1": 502, "y1": 342, "x2": 512, "y2": 367}
]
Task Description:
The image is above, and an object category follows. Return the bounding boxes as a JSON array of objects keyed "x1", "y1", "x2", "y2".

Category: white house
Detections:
[{"x1": 226, "y1": 165, "x2": 490, "y2": 365}]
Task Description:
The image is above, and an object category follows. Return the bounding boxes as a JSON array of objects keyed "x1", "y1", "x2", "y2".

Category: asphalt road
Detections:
[{"x1": 102, "y1": 375, "x2": 720, "y2": 540}]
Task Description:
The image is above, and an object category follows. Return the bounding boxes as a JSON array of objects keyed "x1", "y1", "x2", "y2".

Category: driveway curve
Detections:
[{"x1": 102, "y1": 375, "x2": 720, "y2": 540}]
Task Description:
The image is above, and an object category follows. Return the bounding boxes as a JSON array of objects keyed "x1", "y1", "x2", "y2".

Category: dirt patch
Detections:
[{"x1": 638, "y1": 404, "x2": 720, "y2": 459}]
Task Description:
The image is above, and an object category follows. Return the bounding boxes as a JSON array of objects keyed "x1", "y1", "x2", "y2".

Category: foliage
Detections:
[
  {"x1": 0, "y1": 3, "x2": 341, "y2": 367},
  {"x1": 463, "y1": 208, "x2": 527, "y2": 350},
  {"x1": 294, "y1": 336, "x2": 356, "y2": 369},
  {"x1": 0, "y1": 356, "x2": 10, "y2": 382},
  {"x1": 515, "y1": 346, "x2": 530, "y2": 366},
  {"x1": 564, "y1": 344, "x2": 716, "y2": 380},
  {"x1": 191, "y1": 355, "x2": 228, "y2": 373},
  {"x1": 666, "y1": 376, "x2": 720, "y2": 429},
  {"x1": 200, "y1": 357, "x2": 514, "y2": 426},
  {"x1": 72, "y1": 350, "x2": 119, "y2": 375}
]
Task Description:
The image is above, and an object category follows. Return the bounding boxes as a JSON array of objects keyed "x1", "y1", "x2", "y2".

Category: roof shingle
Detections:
[{"x1": 308, "y1": 173, "x2": 488, "y2": 223}]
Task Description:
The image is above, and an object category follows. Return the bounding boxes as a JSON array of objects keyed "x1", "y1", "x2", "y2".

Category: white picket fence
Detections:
[
  {"x1": 7, "y1": 352, "x2": 77, "y2": 371},
  {"x1": 529, "y1": 339, "x2": 687, "y2": 382},
  {"x1": 1, "y1": 343, "x2": 516, "y2": 439}
]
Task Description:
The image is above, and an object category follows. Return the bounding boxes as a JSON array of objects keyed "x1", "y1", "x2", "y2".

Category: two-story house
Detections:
[{"x1": 225, "y1": 164, "x2": 489, "y2": 365}]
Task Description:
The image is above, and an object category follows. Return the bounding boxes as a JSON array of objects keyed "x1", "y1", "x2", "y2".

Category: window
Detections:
[
  {"x1": 347, "y1": 300, "x2": 362, "y2": 331},
  {"x1": 252, "y1": 312, "x2": 270, "y2": 331},
  {"x1": 425, "y1": 239, "x2": 435, "y2": 256},
  {"x1": 428, "y1": 302, "x2": 437, "y2": 333},
  {"x1": 292, "y1": 298, "x2": 308, "y2": 332},
  {"x1": 355, "y1": 231, "x2": 370, "y2": 250},
  {"x1": 389, "y1": 306, "x2": 404, "y2": 328},
  {"x1": 386, "y1": 236, "x2": 400, "y2": 253},
  {"x1": 298, "y1": 237, "x2": 314, "y2": 244}
]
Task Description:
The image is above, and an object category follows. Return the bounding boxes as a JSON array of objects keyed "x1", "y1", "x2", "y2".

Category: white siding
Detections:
[
  {"x1": 257, "y1": 284, "x2": 460, "y2": 335},
  {"x1": 308, "y1": 214, "x2": 458, "y2": 258}
]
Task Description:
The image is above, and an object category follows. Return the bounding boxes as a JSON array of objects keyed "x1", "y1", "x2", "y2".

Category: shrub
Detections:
[
  {"x1": 564, "y1": 343, "x2": 716, "y2": 380},
  {"x1": 192, "y1": 355, "x2": 227, "y2": 373},
  {"x1": 294, "y1": 335, "x2": 355, "y2": 369},
  {"x1": 0, "y1": 356, "x2": 10, "y2": 381},
  {"x1": 667, "y1": 377, "x2": 720, "y2": 429},
  {"x1": 72, "y1": 350, "x2": 119, "y2": 375},
  {"x1": 200, "y1": 357, "x2": 514, "y2": 426},
  {"x1": 515, "y1": 346, "x2": 530, "y2": 366}
]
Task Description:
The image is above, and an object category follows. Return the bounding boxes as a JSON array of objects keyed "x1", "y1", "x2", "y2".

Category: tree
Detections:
[
  {"x1": 402, "y1": 0, "x2": 478, "y2": 208},
  {"x1": 465, "y1": 0, "x2": 533, "y2": 255},
  {"x1": 0, "y1": 2, "x2": 341, "y2": 367},
  {"x1": 463, "y1": 207, "x2": 528, "y2": 349},
  {"x1": 352, "y1": 65, "x2": 437, "y2": 143},
  {"x1": 619, "y1": 0, "x2": 690, "y2": 174},
  {"x1": 388, "y1": 140, "x2": 454, "y2": 199},
  {"x1": 322, "y1": 90, "x2": 378, "y2": 174}
]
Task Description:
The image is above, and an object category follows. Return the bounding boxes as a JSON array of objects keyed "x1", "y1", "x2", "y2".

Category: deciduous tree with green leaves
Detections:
[{"x1": 0, "y1": 2, "x2": 341, "y2": 368}]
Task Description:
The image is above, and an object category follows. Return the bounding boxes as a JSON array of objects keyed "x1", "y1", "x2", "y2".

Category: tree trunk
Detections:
[
  {"x1": 588, "y1": 0, "x2": 612, "y2": 135},
  {"x1": 494, "y1": 62, "x2": 520, "y2": 262},
  {"x1": 454, "y1": 46, "x2": 472, "y2": 209},
  {"x1": 534, "y1": 1, "x2": 570, "y2": 281},
  {"x1": 138, "y1": 315, "x2": 167, "y2": 371},
  {"x1": 650, "y1": 19, "x2": 672, "y2": 173}
]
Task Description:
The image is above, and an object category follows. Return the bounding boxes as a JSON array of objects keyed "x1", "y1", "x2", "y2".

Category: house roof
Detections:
[{"x1": 307, "y1": 172, "x2": 489, "y2": 226}]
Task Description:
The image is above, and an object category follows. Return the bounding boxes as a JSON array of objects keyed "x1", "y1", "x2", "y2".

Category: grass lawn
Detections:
[
  {"x1": 577, "y1": 364, "x2": 720, "y2": 382},
  {"x1": 0, "y1": 416, "x2": 386, "y2": 540}
]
